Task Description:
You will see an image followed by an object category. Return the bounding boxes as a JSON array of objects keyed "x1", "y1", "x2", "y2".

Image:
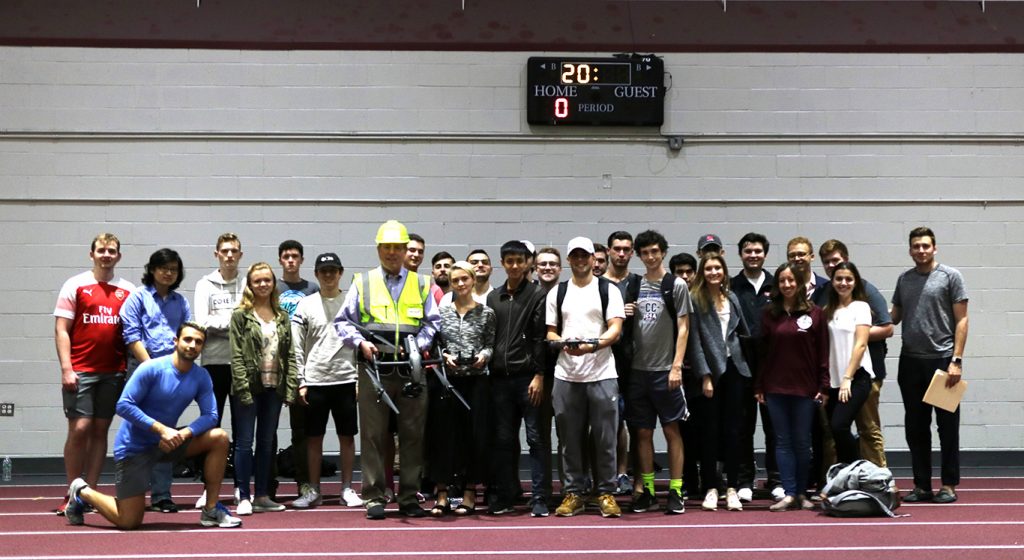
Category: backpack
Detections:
[
  {"x1": 276, "y1": 445, "x2": 338, "y2": 479},
  {"x1": 821, "y1": 460, "x2": 903, "y2": 518}
]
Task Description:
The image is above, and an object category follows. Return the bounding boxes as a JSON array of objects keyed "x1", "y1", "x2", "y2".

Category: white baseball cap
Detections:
[{"x1": 566, "y1": 236, "x2": 595, "y2": 255}]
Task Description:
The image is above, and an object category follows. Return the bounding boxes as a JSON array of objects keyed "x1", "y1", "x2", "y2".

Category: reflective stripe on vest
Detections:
[{"x1": 355, "y1": 268, "x2": 431, "y2": 353}]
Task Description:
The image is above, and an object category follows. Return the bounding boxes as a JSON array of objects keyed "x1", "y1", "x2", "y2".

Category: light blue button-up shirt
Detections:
[{"x1": 120, "y1": 285, "x2": 193, "y2": 358}]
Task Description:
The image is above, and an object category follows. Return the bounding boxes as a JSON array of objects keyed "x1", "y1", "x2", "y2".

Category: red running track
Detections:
[{"x1": 1, "y1": 477, "x2": 1023, "y2": 560}]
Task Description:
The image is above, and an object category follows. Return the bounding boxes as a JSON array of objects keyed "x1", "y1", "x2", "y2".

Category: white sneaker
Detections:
[
  {"x1": 771, "y1": 486, "x2": 786, "y2": 502},
  {"x1": 702, "y1": 489, "x2": 719, "y2": 511},
  {"x1": 194, "y1": 490, "x2": 207, "y2": 510},
  {"x1": 726, "y1": 488, "x2": 743, "y2": 511},
  {"x1": 200, "y1": 503, "x2": 242, "y2": 528},
  {"x1": 737, "y1": 487, "x2": 753, "y2": 503},
  {"x1": 342, "y1": 487, "x2": 364, "y2": 507},
  {"x1": 291, "y1": 489, "x2": 322, "y2": 509},
  {"x1": 236, "y1": 499, "x2": 253, "y2": 516}
]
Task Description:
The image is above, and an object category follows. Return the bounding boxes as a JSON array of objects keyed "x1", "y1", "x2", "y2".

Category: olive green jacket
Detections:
[{"x1": 229, "y1": 307, "x2": 298, "y2": 406}]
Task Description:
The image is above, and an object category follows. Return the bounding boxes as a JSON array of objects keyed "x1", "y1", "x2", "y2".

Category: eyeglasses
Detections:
[
  {"x1": 787, "y1": 251, "x2": 809, "y2": 259},
  {"x1": 156, "y1": 266, "x2": 180, "y2": 274}
]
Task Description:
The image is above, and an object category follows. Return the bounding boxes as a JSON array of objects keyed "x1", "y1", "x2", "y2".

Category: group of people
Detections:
[{"x1": 53, "y1": 220, "x2": 968, "y2": 528}]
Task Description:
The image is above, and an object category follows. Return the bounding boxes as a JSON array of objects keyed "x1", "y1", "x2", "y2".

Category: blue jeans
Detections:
[
  {"x1": 491, "y1": 375, "x2": 549, "y2": 505},
  {"x1": 149, "y1": 462, "x2": 173, "y2": 503},
  {"x1": 231, "y1": 390, "x2": 283, "y2": 500},
  {"x1": 765, "y1": 393, "x2": 816, "y2": 498}
]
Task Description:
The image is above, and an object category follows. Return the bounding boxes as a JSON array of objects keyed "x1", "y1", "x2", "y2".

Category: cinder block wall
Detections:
[{"x1": 0, "y1": 48, "x2": 1020, "y2": 456}]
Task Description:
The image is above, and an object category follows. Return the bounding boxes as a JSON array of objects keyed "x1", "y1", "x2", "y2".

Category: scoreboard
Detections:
[{"x1": 526, "y1": 55, "x2": 665, "y2": 126}]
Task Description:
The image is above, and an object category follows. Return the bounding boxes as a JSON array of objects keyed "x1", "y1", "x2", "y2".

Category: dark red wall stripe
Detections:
[{"x1": 2, "y1": 1, "x2": 1024, "y2": 52}]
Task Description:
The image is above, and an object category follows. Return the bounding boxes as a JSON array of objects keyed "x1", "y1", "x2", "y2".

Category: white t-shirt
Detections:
[
  {"x1": 717, "y1": 299, "x2": 732, "y2": 358},
  {"x1": 545, "y1": 278, "x2": 626, "y2": 383},
  {"x1": 828, "y1": 300, "x2": 875, "y2": 388}
]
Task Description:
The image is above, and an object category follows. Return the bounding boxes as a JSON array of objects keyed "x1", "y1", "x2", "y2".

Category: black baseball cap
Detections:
[
  {"x1": 314, "y1": 252, "x2": 343, "y2": 271},
  {"x1": 697, "y1": 234, "x2": 723, "y2": 252}
]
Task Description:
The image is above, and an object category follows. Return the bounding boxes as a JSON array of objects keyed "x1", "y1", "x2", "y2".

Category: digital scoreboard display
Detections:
[{"x1": 527, "y1": 56, "x2": 664, "y2": 126}]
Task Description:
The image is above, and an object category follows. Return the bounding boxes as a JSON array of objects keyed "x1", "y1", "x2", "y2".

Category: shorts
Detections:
[
  {"x1": 625, "y1": 369, "x2": 689, "y2": 430},
  {"x1": 114, "y1": 440, "x2": 192, "y2": 500},
  {"x1": 62, "y1": 372, "x2": 125, "y2": 419},
  {"x1": 304, "y1": 384, "x2": 358, "y2": 437}
]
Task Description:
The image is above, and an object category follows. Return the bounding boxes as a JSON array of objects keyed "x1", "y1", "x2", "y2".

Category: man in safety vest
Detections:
[{"x1": 333, "y1": 220, "x2": 439, "y2": 519}]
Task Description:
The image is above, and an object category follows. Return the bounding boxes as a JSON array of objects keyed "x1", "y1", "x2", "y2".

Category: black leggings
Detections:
[{"x1": 826, "y1": 368, "x2": 872, "y2": 464}]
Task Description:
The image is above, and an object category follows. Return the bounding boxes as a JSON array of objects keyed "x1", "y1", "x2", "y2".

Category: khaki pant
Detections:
[
  {"x1": 357, "y1": 366, "x2": 427, "y2": 508},
  {"x1": 855, "y1": 379, "x2": 887, "y2": 467}
]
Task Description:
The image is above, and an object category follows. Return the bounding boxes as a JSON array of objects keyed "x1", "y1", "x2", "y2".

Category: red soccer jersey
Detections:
[{"x1": 54, "y1": 271, "x2": 135, "y2": 373}]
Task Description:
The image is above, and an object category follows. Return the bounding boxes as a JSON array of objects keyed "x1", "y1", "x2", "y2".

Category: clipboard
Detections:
[{"x1": 922, "y1": 369, "x2": 968, "y2": 413}]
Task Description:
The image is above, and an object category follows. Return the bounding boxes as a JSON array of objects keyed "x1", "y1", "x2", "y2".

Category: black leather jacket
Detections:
[{"x1": 486, "y1": 281, "x2": 547, "y2": 377}]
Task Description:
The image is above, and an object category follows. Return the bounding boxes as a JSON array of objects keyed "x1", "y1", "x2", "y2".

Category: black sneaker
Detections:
[
  {"x1": 903, "y1": 488, "x2": 934, "y2": 503},
  {"x1": 399, "y1": 503, "x2": 429, "y2": 518},
  {"x1": 531, "y1": 500, "x2": 549, "y2": 517},
  {"x1": 366, "y1": 503, "x2": 386, "y2": 520},
  {"x1": 488, "y1": 503, "x2": 515, "y2": 515},
  {"x1": 150, "y1": 498, "x2": 179, "y2": 513},
  {"x1": 933, "y1": 488, "x2": 958, "y2": 503},
  {"x1": 631, "y1": 488, "x2": 657, "y2": 513},
  {"x1": 665, "y1": 489, "x2": 685, "y2": 515}
]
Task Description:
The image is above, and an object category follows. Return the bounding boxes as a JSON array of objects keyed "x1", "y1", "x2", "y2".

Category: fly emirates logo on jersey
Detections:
[{"x1": 82, "y1": 289, "x2": 128, "y2": 324}]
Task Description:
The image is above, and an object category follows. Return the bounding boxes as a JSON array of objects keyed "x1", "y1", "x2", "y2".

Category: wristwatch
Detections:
[{"x1": 951, "y1": 356, "x2": 963, "y2": 366}]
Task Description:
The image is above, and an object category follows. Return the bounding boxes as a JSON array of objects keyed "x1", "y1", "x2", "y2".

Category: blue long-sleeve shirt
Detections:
[
  {"x1": 119, "y1": 285, "x2": 192, "y2": 359},
  {"x1": 333, "y1": 266, "x2": 439, "y2": 352},
  {"x1": 113, "y1": 355, "x2": 217, "y2": 461}
]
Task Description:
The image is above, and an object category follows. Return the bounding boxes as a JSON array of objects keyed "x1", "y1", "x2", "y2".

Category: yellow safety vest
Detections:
[{"x1": 355, "y1": 268, "x2": 431, "y2": 355}]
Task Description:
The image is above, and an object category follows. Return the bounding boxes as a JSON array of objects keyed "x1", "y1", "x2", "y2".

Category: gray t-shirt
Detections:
[
  {"x1": 892, "y1": 263, "x2": 968, "y2": 359},
  {"x1": 631, "y1": 275, "x2": 690, "y2": 372}
]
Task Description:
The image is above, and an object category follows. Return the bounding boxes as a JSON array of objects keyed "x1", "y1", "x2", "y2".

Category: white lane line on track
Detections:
[
  {"x1": 6, "y1": 501, "x2": 1024, "y2": 520},
  {"x1": 4, "y1": 501, "x2": 1024, "y2": 517},
  {"x1": 4, "y1": 519, "x2": 1024, "y2": 536},
  {"x1": 4, "y1": 487, "x2": 1024, "y2": 501},
  {"x1": 3, "y1": 545, "x2": 1024, "y2": 559},
  {"x1": 5, "y1": 475, "x2": 1024, "y2": 490}
]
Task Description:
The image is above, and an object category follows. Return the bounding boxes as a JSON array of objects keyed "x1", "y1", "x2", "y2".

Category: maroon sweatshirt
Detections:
[{"x1": 755, "y1": 305, "x2": 830, "y2": 398}]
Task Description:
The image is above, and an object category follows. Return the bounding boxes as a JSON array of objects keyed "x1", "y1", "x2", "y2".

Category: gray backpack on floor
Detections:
[{"x1": 821, "y1": 460, "x2": 903, "y2": 518}]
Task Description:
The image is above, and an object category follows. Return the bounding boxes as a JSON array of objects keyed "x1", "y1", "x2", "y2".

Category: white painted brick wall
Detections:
[{"x1": 0, "y1": 47, "x2": 1021, "y2": 457}]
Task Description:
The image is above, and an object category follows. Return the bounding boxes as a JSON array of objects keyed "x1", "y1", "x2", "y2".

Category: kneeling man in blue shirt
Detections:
[{"x1": 64, "y1": 321, "x2": 241, "y2": 529}]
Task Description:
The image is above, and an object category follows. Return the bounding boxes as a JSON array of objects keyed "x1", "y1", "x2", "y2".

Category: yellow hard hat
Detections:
[{"x1": 375, "y1": 220, "x2": 410, "y2": 244}]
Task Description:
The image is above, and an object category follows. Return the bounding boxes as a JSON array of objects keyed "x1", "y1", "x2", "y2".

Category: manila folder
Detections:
[{"x1": 922, "y1": 369, "x2": 968, "y2": 413}]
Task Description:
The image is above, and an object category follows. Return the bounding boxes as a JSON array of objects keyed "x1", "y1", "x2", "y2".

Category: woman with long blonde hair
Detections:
[{"x1": 229, "y1": 262, "x2": 298, "y2": 515}]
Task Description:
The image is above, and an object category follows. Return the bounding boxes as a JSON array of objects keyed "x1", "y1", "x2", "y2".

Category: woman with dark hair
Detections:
[
  {"x1": 118, "y1": 248, "x2": 191, "y2": 513},
  {"x1": 427, "y1": 261, "x2": 495, "y2": 516},
  {"x1": 754, "y1": 262, "x2": 829, "y2": 512},
  {"x1": 230, "y1": 262, "x2": 297, "y2": 515},
  {"x1": 824, "y1": 262, "x2": 874, "y2": 465},
  {"x1": 687, "y1": 252, "x2": 752, "y2": 512}
]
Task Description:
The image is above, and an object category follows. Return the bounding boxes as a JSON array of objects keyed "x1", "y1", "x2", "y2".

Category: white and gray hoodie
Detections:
[{"x1": 193, "y1": 270, "x2": 244, "y2": 365}]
